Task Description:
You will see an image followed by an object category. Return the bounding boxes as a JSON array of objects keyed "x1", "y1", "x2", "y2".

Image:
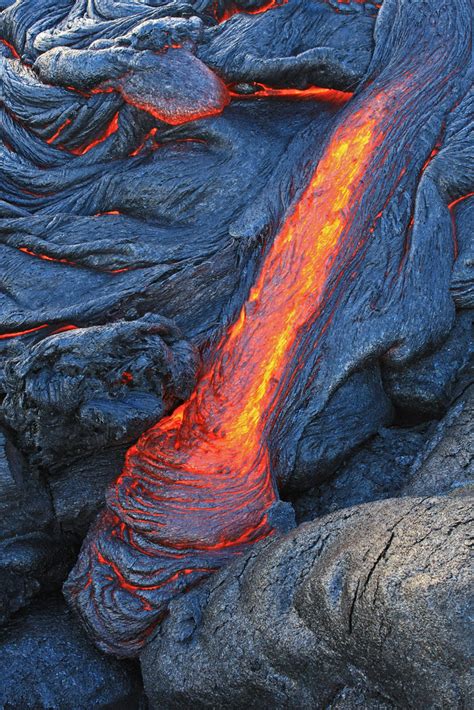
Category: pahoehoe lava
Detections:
[{"x1": 54, "y1": 0, "x2": 472, "y2": 656}]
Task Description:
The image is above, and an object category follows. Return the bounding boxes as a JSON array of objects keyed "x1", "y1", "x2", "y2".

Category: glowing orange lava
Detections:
[
  {"x1": 229, "y1": 84, "x2": 353, "y2": 106},
  {"x1": 218, "y1": 0, "x2": 379, "y2": 22},
  {"x1": 110, "y1": 92, "x2": 388, "y2": 558},
  {"x1": 0, "y1": 325, "x2": 49, "y2": 340},
  {"x1": 19, "y1": 247, "x2": 76, "y2": 265},
  {"x1": 69, "y1": 112, "x2": 120, "y2": 155},
  {"x1": 0, "y1": 38, "x2": 20, "y2": 59},
  {"x1": 46, "y1": 119, "x2": 71, "y2": 144},
  {"x1": 448, "y1": 191, "x2": 474, "y2": 210},
  {"x1": 219, "y1": 0, "x2": 288, "y2": 21}
]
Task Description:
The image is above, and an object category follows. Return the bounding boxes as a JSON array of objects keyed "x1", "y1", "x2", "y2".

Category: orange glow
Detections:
[
  {"x1": 210, "y1": 105, "x2": 381, "y2": 451},
  {"x1": 219, "y1": 0, "x2": 288, "y2": 21},
  {"x1": 129, "y1": 128, "x2": 158, "y2": 157},
  {"x1": 119, "y1": 96, "x2": 228, "y2": 126},
  {"x1": 0, "y1": 325, "x2": 49, "y2": 340},
  {"x1": 69, "y1": 112, "x2": 119, "y2": 155},
  {"x1": 229, "y1": 84, "x2": 353, "y2": 106},
  {"x1": 110, "y1": 91, "x2": 388, "y2": 560},
  {"x1": 19, "y1": 246, "x2": 76, "y2": 265},
  {"x1": 19, "y1": 244, "x2": 129, "y2": 273},
  {"x1": 51, "y1": 325, "x2": 78, "y2": 334},
  {"x1": 448, "y1": 191, "x2": 474, "y2": 210},
  {"x1": 46, "y1": 119, "x2": 71, "y2": 144},
  {"x1": 0, "y1": 38, "x2": 20, "y2": 59},
  {"x1": 90, "y1": 75, "x2": 229, "y2": 125},
  {"x1": 218, "y1": 0, "x2": 378, "y2": 22},
  {"x1": 448, "y1": 191, "x2": 474, "y2": 260}
]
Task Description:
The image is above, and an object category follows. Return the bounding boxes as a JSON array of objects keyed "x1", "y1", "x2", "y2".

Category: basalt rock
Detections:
[
  {"x1": 382, "y1": 310, "x2": 473, "y2": 421},
  {"x1": 292, "y1": 424, "x2": 428, "y2": 524},
  {"x1": 34, "y1": 44, "x2": 229, "y2": 126},
  {"x1": 0, "y1": 314, "x2": 199, "y2": 467},
  {"x1": 141, "y1": 495, "x2": 473, "y2": 709},
  {"x1": 0, "y1": 597, "x2": 145, "y2": 710},
  {"x1": 50, "y1": 446, "x2": 128, "y2": 541},
  {"x1": 451, "y1": 197, "x2": 474, "y2": 309},
  {"x1": 0, "y1": 1, "x2": 472, "y2": 702},
  {"x1": 402, "y1": 386, "x2": 473, "y2": 498},
  {"x1": 0, "y1": 427, "x2": 72, "y2": 626},
  {"x1": 198, "y1": 0, "x2": 377, "y2": 91},
  {"x1": 287, "y1": 365, "x2": 393, "y2": 494}
]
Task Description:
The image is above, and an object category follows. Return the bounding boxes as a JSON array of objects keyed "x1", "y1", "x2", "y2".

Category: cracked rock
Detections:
[{"x1": 141, "y1": 496, "x2": 473, "y2": 709}]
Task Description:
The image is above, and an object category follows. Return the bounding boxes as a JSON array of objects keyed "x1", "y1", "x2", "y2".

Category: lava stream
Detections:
[
  {"x1": 64, "y1": 0, "x2": 471, "y2": 657},
  {"x1": 65, "y1": 89, "x2": 391, "y2": 656}
]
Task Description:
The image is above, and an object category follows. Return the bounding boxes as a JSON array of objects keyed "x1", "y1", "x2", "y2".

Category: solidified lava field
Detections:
[{"x1": 0, "y1": 1, "x2": 472, "y2": 708}]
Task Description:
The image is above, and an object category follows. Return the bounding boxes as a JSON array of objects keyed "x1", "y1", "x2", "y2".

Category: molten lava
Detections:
[
  {"x1": 65, "y1": 88, "x2": 395, "y2": 656},
  {"x1": 63, "y1": 0, "x2": 471, "y2": 659},
  {"x1": 219, "y1": 0, "x2": 289, "y2": 22},
  {"x1": 110, "y1": 95, "x2": 385, "y2": 545},
  {"x1": 0, "y1": 325, "x2": 49, "y2": 340},
  {"x1": 69, "y1": 112, "x2": 120, "y2": 155},
  {"x1": 229, "y1": 84, "x2": 352, "y2": 105}
]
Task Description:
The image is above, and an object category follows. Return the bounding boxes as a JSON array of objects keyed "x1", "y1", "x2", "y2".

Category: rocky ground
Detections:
[
  {"x1": 0, "y1": 308, "x2": 471, "y2": 709},
  {"x1": 0, "y1": 0, "x2": 472, "y2": 707}
]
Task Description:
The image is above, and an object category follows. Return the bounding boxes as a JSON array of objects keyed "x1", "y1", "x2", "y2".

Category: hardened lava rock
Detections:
[
  {"x1": 0, "y1": 598, "x2": 144, "y2": 710},
  {"x1": 141, "y1": 495, "x2": 473, "y2": 709},
  {"x1": 0, "y1": 427, "x2": 72, "y2": 626},
  {"x1": 0, "y1": 314, "x2": 199, "y2": 467},
  {"x1": 0, "y1": 4, "x2": 472, "y2": 706}
]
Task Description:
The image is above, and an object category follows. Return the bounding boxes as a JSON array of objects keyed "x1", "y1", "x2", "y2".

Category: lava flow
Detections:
[
  {"x1": 64, "y1": 0, "x2": 470, "y2": 658},
  {"x1": 64, "y1": 88, "x2": 392, "y2": 656}
]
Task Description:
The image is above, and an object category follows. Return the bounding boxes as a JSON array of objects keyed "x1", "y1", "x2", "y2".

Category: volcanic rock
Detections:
[
  {"x1": 451, "y1": 197, "x2": 474, "y2": 308},
  {"x1": 198, "y1": 0, "x2": 376, "y2": 91},
  {"x1": 292, "y1": 424, "x2": 427, "y2": 524},
  {"x1": 288, "y1": 365, "x2": 393, "y2": 494},
  {"x1": 0, "y1": 427, "x2": 71, "y2": 626},
  {"x1": 50, "y1": 445, "x2": 128, "y2": 540},
  {"x1": 402, "y1": 386, "x2": 473, "y2": 498},
  {"x1": 0, "y1": 597, "x2": 145, "y2": 710},
  {"x1": 382, "y1": 310, "x2": 473, "y2": 421},
  {"x1": 141, "y1": 495, "x2": 473, "y2": 709},
  {"x1": 0, "y1": 314, "x2": 199, "y2": 467}
]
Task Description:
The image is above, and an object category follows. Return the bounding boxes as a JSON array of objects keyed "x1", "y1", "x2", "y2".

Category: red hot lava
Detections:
[
  {"x1": 65, "y1": 88, "x2": 395, "y2": 656},
  {"x1": 64, "y1": 0, "x2": 471, "y2": 658}
]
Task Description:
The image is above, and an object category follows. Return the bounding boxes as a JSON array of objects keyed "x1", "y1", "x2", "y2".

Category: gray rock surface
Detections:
[
  {"x1": 451, "y1": 192, "x2": 474, "y2": 309},
  {"x1": 382, "y1": 310, "x2": 473, "y2": 421},
  {"x1": 0, "y1": 427, "x2": 72, "y2": 626},
  {"x1": 0, "y1": 597, "x2": 145, "y2": 710},
  {"x1": 0, "y1": 314, "x2": 199, "y2": 468},
  {"x1": 292, "y1": 425, "x2": 428, "y2": 523},
  {"x1": 288, "y1": 366, "x2": 393, "y2": 494},
  {"x1": 50, "y1": 445, "x2": 127, "y2": 539},
  {"x1": 141, "y1": 496, "x2": 473, "y2": 710},
  {"x1": 402, "y1": 386, "x2": 473, "y2": 497}
]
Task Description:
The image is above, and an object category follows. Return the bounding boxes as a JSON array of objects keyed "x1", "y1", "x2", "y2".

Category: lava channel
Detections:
[{"x1": 64, "y1": 0, "x2": 470, "y2": 657}]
